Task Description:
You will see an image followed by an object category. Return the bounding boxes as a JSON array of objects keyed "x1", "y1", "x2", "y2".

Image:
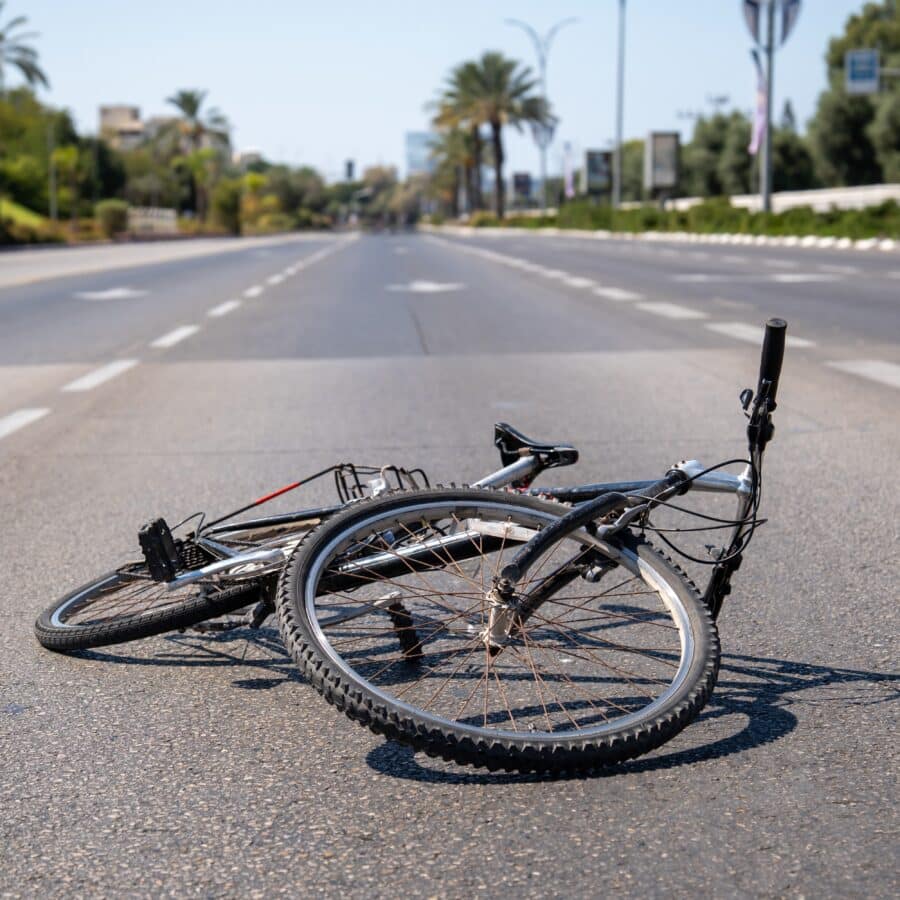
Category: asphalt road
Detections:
[{"x1": 1, "y1": 230, "x2": 897, "y2": 898}]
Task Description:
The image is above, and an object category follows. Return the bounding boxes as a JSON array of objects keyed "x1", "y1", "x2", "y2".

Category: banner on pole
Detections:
[{"x1": 748, "y1": 49, "x2": 768, "y2": 156}]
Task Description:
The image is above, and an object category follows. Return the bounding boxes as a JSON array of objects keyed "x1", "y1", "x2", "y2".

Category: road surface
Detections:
[{"x1": 1, "y1": 230, "x2": 897, "y2": 897}]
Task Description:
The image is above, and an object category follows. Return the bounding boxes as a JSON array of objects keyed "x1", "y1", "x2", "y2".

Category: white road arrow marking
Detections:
[
  {"x1": 386, "y1": 280, "x2": 464, "y2": 293},
  {"x1": 74, "y1": 287, "x2": 148, "y2": 301}
]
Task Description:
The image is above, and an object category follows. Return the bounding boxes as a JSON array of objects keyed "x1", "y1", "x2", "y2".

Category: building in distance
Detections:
[
  {"x1": 99, "y1": 105, "x2": 144, "y2": 151},
  {"x1": 406, "y1": 132, "x2": 435, "y2": 177}
]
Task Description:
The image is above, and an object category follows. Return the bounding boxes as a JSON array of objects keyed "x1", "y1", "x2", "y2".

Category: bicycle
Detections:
[
  {"x1": 272, "y1": 319, "x2": 789, "y2": 772},
  {"x1": 37, "y1": 317, "x2": 787, "y2": 774}
]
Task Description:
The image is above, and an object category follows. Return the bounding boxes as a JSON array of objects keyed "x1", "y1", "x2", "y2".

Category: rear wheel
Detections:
[
  {"x1": 35, "y1": 558, "x2": 264, "y2": 652},
  {"x1": 277, "y1": 488, "x2": 720, "y2": 773}
]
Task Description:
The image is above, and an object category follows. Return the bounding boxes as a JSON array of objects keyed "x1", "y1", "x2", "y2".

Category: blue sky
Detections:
[{"x1": 19, "y1": 0, "x2": 866, "y2": 180}]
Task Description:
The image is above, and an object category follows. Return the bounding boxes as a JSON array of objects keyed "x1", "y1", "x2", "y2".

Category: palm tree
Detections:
[
  {"x1": 450, "y1": 52, "x2": 554, "y2": 219},
  {"x1": 0, "y1": 3, "x2": 49, "y2": 97},
  {"x1": 165, "y1": 90, "x2": 229, "y2": 221},
  {"x1": 165, "y1": 89, "x2": 229, "y2": 153},
  {"x1": 432, "y1": 62, "x2": 485, "y2": 210},
  {"x1": 428, "y1": 127, "x2": 472, "y2": 217}
]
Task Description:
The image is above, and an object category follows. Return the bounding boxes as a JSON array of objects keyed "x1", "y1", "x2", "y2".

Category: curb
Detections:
[{"x1": 419, "y1": 224, "x2": 898, "y2": 254}]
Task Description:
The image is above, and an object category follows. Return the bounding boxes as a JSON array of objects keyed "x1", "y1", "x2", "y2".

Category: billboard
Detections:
[
  {"x1": 583, "y1": 150, "x2": 612, "y2": 195},
  {"x1": 845, "y1": 49, "x2": 880, "y2": 95},
  {"x1": 643, "y1": 132, "x2": 680, "y2": 191},
  {"x1": 512, "y1": 172, "x2": 532, "y2": 202}
]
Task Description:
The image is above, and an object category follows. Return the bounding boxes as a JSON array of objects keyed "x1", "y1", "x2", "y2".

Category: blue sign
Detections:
[{"x1": 846, "y1": 49, "x2": 880, "y2": 95}]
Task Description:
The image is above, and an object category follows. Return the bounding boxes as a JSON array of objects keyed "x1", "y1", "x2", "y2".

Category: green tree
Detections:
[
  {"x1": 682, "y1": 114, "x2": 740, "y2": 196},
  {"x1": 211, "y1": 177, "x2": 242, "y2": 234},
  {"x1": 621, "y1": 139, "x2": 644, "y2": 202},
  {"x1": 868, "y1": 89, "x2": 900, "y2": 181},
  {"x1": 51, "y1": 144, "x2": 84, "y2": 224},
  {"x1": 809, "y1": 90, "x2": 882, "y2": 185},
  {"x1": 772, "y1": 129, "x2": 817, "y2": 191},
  {"x1": 0, "y1": 3, "x2": 48, "y2": 97},
  {"x1": 717, "y1": 115, "x2": 753, "y2": 195},
  {"x1": 809, "y1": 2, "x2": 900, "y2": 185}
]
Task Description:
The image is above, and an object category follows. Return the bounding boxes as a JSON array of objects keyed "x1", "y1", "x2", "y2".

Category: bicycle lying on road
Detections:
[{"x1": 37, "y1": 319, "x2": 789, "y2": 773}]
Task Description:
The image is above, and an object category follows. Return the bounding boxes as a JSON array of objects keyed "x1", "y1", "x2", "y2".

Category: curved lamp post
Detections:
[{"x1": 505, "y1": 17, "x2": 579, "y2": 210}]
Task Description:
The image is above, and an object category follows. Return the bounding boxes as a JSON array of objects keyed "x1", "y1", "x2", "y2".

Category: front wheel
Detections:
[{"x1": 276, "y1": 488, "x2": 720, "y2": 773}]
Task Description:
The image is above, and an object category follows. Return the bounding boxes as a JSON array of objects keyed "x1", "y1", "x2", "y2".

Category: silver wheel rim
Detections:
[{"x1": 303, "y1": 499, "x2": 696, "y2": 743}]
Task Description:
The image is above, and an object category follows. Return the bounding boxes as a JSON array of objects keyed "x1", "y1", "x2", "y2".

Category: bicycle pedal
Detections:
[
  {"x1": 138, "y1": 518, "x2": 180, "y2": 582},
  {"x1": 387, "y1": 602, "x2": 422, "y2": 662}
]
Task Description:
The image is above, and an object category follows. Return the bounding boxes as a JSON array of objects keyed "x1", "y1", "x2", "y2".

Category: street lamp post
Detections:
[
  {"x1": 613, "y1": 0, "x2": 626, "y2": 208},
  {"x1": 506, "y1": 17, "x2": 578, "y2": 211}
]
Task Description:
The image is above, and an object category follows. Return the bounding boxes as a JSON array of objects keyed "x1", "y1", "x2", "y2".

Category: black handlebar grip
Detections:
[{"x1": 758, "y1": 317, "x2": 787, "y2": 403}]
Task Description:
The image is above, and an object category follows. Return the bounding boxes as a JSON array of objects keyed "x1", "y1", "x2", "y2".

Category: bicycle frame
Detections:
[{"x1": 168, "y1": 316, "x2": 787, "y2": 621}]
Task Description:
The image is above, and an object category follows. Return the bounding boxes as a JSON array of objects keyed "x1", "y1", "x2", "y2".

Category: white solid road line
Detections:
[
  {"x1": 826, "y1": 360, "x2": 900, "y2": 390},
  {"x1": 208, "y1": 299, "x2": 242, "y2": 318},
  {"x1": 151, "y1": 325, "x2": 200, "y2": 349},
  {"x1": 637, "y1": 301, "x2": 708, "y2": 320},
  {"x1": 593, "y1": 286, "x2": 643, "y2": 301},
  {"x1": 706, "y1": 322, "x2": 815, "y2": 348},
  {"x1": 243, "y1": 285, "x2": 264, "y2": 298},
  {"x1": 62, "y1": 359, "x2": 139, "y2": 393},
  {"x1": 0, "y1": 408, "x2": 50, "y2": 441},
  {"x1": 266, "y1": 274, "x2": 285, "y2": 286}
]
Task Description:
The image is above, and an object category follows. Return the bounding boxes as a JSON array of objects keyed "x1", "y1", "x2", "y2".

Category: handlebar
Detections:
[{"x1": 758, "y1": 317, "x2": 787, "y2": 405}]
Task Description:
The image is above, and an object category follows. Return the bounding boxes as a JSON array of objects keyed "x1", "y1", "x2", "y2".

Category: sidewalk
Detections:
[{"x1": 0, "y1": 232, "x2": 328, "y2": 289}]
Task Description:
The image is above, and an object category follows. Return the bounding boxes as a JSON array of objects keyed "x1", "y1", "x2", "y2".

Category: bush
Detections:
[
  {"x1": 95, "y1": 199, "x2": 129, "y2": 238},
  {"x1": 253, "y1": 212, "x2": 295, "y2": 234},
  {"x1": 211, "y1": 178, "x2": 242, "y2": 235},
  {"x1": 469, "y1": 210, "x2": 501, "y2": 227}
]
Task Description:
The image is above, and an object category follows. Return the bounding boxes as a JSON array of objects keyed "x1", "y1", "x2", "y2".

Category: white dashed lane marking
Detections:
[
  {"x1": 706, "y1": 322, "x2": 815, "y2": 348},
  {"x1": 151, "y1": 325, "x2": 200, "y2": 349},
  {"x1": 0, "y1": 408, "x2": 50, "y2": 441},
  {"x1": 826, "y1": 360, "x2": 900, "y2": 390},
  {"x1": 208, "y1": 299, "x2": 242, "y2": 318},
  {"x1": 243, "y1": 285, "x2": 264, "y2": 298},
  {"x1": 770, "y1": 273, "x2": 838, "y2": 284},
  {"x1": 593, "y1": 287, "x2": 643, "y2": 301},
  {"x1": 763, "y1": 259, "x2": 797, "y2": 268},
  {"x1": 266, "y1": 274, "x2": 285, "y2": 286},
  {"x1": 62, "y1": 359, "x2": 139, "y2": 393},
  {"x1": 563, "y1": 276, "x2": 596, "y2": 289},
  {"x1": 637, "y1": 302, "x2": 708, "y2": 320}
]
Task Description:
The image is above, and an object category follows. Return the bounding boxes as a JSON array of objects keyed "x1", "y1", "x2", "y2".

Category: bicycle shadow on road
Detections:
[
  {"x1": 70, "y1": 623, "x2": 302, "y2": 691},
  {"x1": 364, "y1": 652, "x2": 900, "y2": 785}
]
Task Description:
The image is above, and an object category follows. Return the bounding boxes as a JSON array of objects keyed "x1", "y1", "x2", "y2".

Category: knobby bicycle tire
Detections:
[{"x1": 277, "y1": 487, "x2": 720, "y2": 773}]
